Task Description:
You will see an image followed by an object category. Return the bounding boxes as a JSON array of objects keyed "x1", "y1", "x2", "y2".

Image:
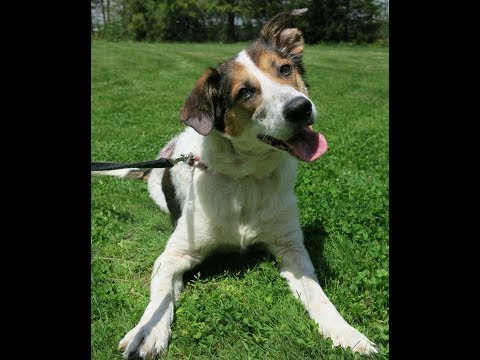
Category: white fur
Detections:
[
  {"x1": 146, "y1": 167, "x2": 169, "y2": 214},
  {"x1": 113, "y1": 51, "x2": 377, "y2": 359}
]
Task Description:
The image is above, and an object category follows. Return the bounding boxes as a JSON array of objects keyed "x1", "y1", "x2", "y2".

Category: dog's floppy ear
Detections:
[
  {"x1": 180, "y1": 68, "x2": 222, "y2": 136},
  {"x1": 259, "y1": 8, "x2": 307, "y2": 56}
]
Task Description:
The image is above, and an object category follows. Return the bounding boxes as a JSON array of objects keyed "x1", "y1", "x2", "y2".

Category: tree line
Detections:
[{"x1": 91, "y1": 0, "x2": 388, "y2": 44}]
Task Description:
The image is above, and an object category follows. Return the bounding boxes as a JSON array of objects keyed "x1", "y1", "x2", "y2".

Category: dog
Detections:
[{"x1": 92, "y1": 8, "x2": 377, "y2": 359}]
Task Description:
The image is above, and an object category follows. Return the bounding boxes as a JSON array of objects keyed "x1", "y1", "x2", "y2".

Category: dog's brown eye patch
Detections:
[
  {"x1": 229, "y1": 61, "x2": 261, "y2": 103},
  {"x1": 237, "y1": 87, "x2": 255, "y2": 101},
  {"x1": 279, "y1": 64, "x2": 292, "y2": 76},
  {"x1": 246, "y1": 44, "x2": 307, "y2": 93}
]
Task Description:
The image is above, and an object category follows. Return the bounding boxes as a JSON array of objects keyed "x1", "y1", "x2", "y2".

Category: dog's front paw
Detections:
[
  {"x1": 325, "y1": 324, "x2": 378, "y2": 355},
  {"x1": 118, "y1": 322, "x2": 170, "y2": 359}
]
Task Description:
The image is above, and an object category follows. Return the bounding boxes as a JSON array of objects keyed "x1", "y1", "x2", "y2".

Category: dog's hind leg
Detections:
[
  {"x1": 267, "y1": 242, "x2": 378, "y2": 355},
  {"x1": 147, "y1": 168, "x2": 170, "y2": 214},
  {"x1": 147, "y1": 136, "x2": 183, "y2": 216},
  {"x1": 118, "y1": 241, "x2": 204, "y2": 359}
]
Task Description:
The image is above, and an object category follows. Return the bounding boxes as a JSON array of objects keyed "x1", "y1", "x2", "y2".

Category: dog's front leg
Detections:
[
  {"x1": 118, "y1": 240, "x2": 203, "y2": 359},
  {"x1": 268, "y1": 242, "x2": 378, "y2": 355}
]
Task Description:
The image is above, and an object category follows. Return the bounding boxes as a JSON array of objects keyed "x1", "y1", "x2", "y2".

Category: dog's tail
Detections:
[{"x1": 91, "y1": 168, "x2": 151, "y2": 182}]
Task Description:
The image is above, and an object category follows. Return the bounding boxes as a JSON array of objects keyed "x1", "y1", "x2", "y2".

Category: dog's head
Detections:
[{"x1": 180, "y1": 8, "x2": 327, "y2": 162}]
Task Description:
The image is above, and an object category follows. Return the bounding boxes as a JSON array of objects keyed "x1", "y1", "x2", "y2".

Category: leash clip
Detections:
[{"x1": 173, "y1": 153, "x2": 194, "y2": 165}]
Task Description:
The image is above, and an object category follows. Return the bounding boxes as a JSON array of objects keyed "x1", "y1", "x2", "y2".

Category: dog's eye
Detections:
[
  {"x1": 280, "y1": 64, "x2": 292, "y2": 76},
  {"x1": 237, "y1": 87, "x2": 254, "y2": 100}
]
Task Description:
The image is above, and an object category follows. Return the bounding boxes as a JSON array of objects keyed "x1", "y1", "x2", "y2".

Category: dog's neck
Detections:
[{"x1": 199, "y1": 131, "x2": 297, "y2": 179}]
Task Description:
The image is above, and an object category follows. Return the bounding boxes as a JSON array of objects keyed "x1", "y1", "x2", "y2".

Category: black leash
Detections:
[{"x1": 91, "y1": 154, "x2": 194, "y2": 172}]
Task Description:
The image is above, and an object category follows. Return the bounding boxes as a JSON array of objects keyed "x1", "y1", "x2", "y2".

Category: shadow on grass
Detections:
[
  {"x1": 183, "y1": 222, "x2": 336, "y2": 287},
  {"x1": 302, "y1": 222, "x2": 337, "y2": 287},
  {"x1": 184, "y1": 244, "x2": 273, "y2": 283}
]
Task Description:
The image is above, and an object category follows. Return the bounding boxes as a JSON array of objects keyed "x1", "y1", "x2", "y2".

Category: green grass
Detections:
[{"x1": 91, "y1": 40, "x2": 389, "y2": 359}]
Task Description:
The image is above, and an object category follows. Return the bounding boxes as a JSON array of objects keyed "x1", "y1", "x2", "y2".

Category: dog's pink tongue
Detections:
[{"x1": 286, "y1": 126, "x2": 328, "y2": 162}]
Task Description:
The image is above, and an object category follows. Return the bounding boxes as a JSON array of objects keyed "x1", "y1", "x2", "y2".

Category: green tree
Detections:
[
  {"x1": 91, "y1": 0, "x2": 388, "y2": 43},
  {"x1": 347, "y1": 0, "x2": 384, "y2": 42}
]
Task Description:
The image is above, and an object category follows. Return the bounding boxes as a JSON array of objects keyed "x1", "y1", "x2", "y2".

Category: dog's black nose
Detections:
[{"x1": 284, "y1": 96, "x2": 313, "y2": 124}]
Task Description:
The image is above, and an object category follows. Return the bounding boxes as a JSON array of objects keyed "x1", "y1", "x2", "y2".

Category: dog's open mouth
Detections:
[{"x1": 258, "y1": 125, "x2": 328, "y2": 162}]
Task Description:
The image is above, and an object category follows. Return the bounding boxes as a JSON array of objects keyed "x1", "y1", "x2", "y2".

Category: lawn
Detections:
[{"x1": 91, "y1": 40, "x2": 389, "y2": 359}]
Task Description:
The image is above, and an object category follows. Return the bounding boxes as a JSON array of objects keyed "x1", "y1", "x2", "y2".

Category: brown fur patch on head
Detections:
[
  {"x1": 253, "y1": 9, "x2": 308, "y2": 91},
  {"x1": 224, "y1": 106, "x2": 253, "y2": 137},
  {"x1": 259, "y1": 9, "x2": 306, "y2": 57},
  {"x1": 247, "y1": 41, "x2": 309, "y2": 95},
  {"x1": 223, "y1": 62, "x2": 262, "y2": 137}
]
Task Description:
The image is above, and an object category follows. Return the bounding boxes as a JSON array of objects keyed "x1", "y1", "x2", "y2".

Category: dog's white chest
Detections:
[{"x1": 189, "y1": 169, "x2": 298, "y2": 248}]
